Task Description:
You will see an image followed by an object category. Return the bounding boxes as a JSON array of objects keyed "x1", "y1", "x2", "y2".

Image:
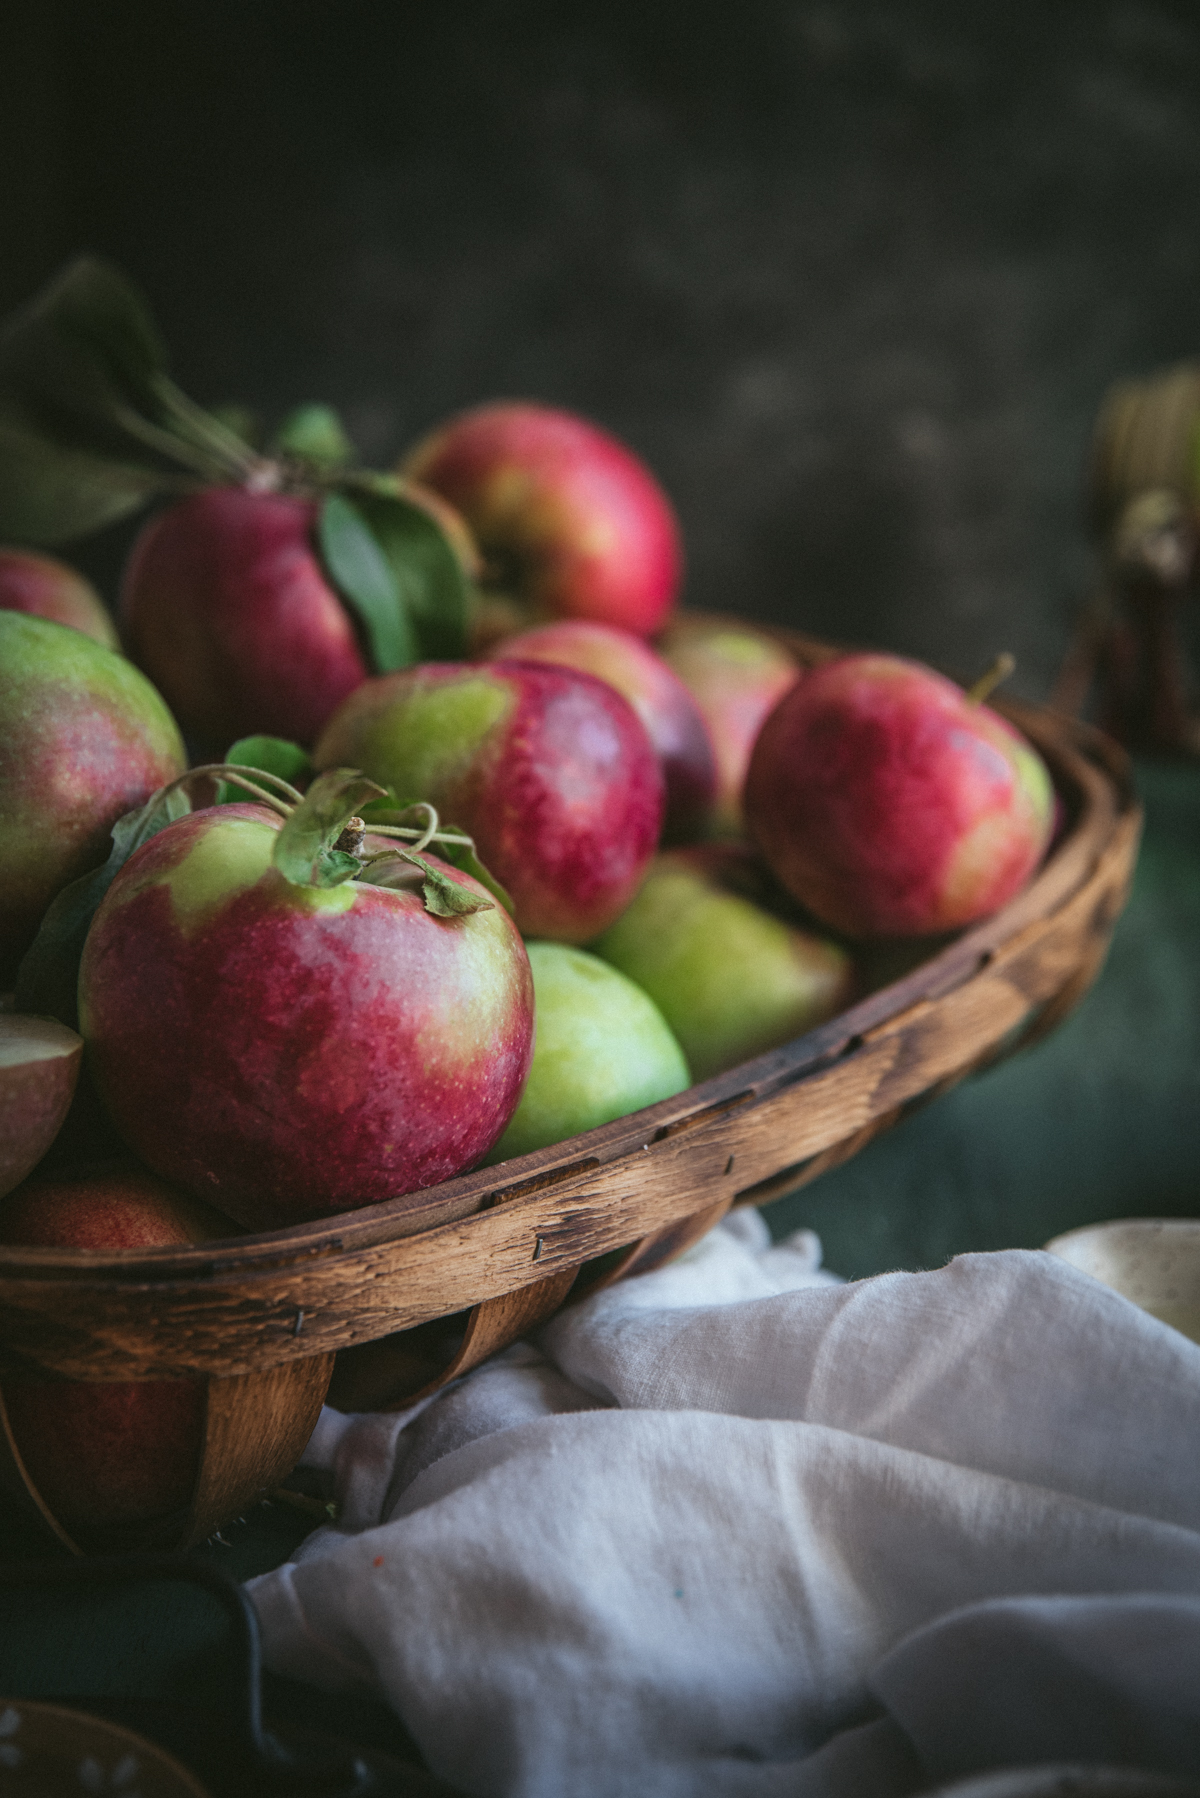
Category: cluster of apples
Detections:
[{"x1": 0, "y1": 397, "x2": 1054, "y2": 1538}]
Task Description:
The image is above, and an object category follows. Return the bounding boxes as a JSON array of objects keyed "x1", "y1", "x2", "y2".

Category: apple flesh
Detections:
[
  {"x1": 0, "y1": 548, "x2": 119, "y2": 649},
  {"x1": 656, "y1": 619, "x2": 800, "y2": 837},
  {"x1": 0, "y1": 1170, "x2": 235, "y2": 1537},
  {"x1": 401, "y1": 402, "x2": 682, "y2": 642},
  {"x1": 490, "y1": 620, "x2": 717, "y2": 843},
  {"x1": 593, "y1": 847, "x2": 855, "y2": 1081},
  {"x1": 79, "y1": 804, "x2": 535, "y2": 1228},
  {"x1": 744, "y1": 653, "x2": 1056, "y2": 938},
  {"x1": 488, "y1": 942, "x2": 689, "y2": 1161},
  {"x1": 120, "y1": 486, "x2": 370, "y2": 750},
  {"x1": 0, "y1": 1013, "x2": 83, "y2": 1197},
  {"x1": 314, "y1": 660, "x2": 665, "y2": 943},
  {"x1": 0, "y1": 611, "x2": 187, "y2": 985}
]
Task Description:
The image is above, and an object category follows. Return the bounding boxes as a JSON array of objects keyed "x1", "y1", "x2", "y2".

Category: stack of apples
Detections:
[{"x1": 0, "y1": 397, "x2": 1055, "y2": 1538}]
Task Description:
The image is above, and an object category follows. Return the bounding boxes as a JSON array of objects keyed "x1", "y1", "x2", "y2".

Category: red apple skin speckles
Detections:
[
  {"x1": 120, "y1": 486, "x2": 370, "y2": 750},
  {"x1": 0, "y1": 1170, "x2": 234, "y2": 1534},
  {"x1": 490, "y1": 620, "x2": 716, "y2": 843},
  {"x1": 744, "y1": 654, "x2": 1056, "y2": 938},
  {"x1": 401, "y1": 402, "x2": 683, "y2": 638},
  {"x1": 78, "y1": 805, "x2": 534, "y2": 1229},
  {"x1": 314, "y1": 660, "x2": 666, "y2": 942}
]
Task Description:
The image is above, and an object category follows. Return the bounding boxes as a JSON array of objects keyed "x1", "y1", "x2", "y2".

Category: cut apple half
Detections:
[{"x1": 0, "y1": 1014, "x2": 84, "y2": 1199}]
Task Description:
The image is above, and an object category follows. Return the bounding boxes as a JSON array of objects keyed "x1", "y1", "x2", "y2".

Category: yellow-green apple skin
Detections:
[
  {"x1": 488, "y1": 942, "x2": 690, "y2": 1161},
  {"x1": 0, "y1": 547, "x2": 119, "y2": 648},
  {"x1": 593, "y1": 847, "x2": 855, "y2": 1081},
  {"x1": 0, "y1": 612, "x2": 187, "y2": 984}
]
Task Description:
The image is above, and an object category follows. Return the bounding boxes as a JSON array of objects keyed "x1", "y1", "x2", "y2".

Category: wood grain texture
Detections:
[
  {"x1": 181, "y1": 1353, "x2": 335, "y2": 1547},
  {"x1": 0, "y1": 642, "x2": 1140, "y2": 1387}
]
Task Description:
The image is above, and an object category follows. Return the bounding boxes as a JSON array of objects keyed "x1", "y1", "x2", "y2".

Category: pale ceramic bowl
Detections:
[{"x1": 1044, "y1": 1218, "x2": 1200, "y2": 1344}]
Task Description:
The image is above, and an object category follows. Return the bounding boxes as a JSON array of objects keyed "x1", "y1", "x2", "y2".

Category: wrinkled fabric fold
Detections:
[{"x1": 246, "y1": 1211, "x2": 1200, "y2": 1797}]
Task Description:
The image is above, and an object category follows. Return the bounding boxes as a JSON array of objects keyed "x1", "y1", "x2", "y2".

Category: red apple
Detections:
[
  {"x1": 744, "y1": 653, "x2": 1055, "y2": 938},
  {"x1": 657, "y1": 619, "x2": 800, "y2": 837},
  {"x1": 401, "y1": 402, "x2": 682, "y2": 641},
  {"x1": 0, "y1": 1169, "x2": 235, "y2": 1537},
  {"x1": 314, "y1": 661, "x2": 665, "y2": 942},
  {"x1": 0, "y1": 611, "x2": 187, "y2": 985},
  {"x1": 0, "y1": 547, "x2": 119, "y2": 649},
  {"x1": 491, "y1": 620, "x2": 716, "y2": 842},
  {"x1": 78, "y1": 804, "x2": 535, "y2": 1228},
  {"x1": 120, "y1": 486, "x2": 370, "y2": 750},
  {"x1": 0, "y1": 1013, "x2": 83, "y2": 1197}
]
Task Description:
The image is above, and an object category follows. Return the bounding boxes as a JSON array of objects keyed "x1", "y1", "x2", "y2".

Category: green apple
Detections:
[
  {"x1": 488, "y1": 942, "x2": 690, "y2": 1161},
  {"x1": 592, "y1": 847, "x2": 855, "y2": 1081}
]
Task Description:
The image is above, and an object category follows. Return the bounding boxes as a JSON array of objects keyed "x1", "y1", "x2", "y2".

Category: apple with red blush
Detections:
[
  {"x1": 656, "y1": 619, "x2": 800, "y2": 837},
  {"x1": 0, "y1": 611, "x2": 186, "y2": 985},
  {"x1": 121, "y1": 487, "x2": 371, "y2": 751},
  {"x1": 491, "y1": 620, "x2": 716, "y2": 842},
  {"x1": 401, "y1": 402, "x2": 683, "y2": 645},
  {"x1": 79, "y1": 797, "x2": 535, "y2": 1229},
  {"x1": 314, "y1": 660, "x2": 665, "y2": 942},
  {"x1": 0, "y1": 547, "x2": 119, "y2": 649},
  {"x1": 0, "y1": 1169, "x2": 236, "y2": 1541},
  {"x1": 744, "y1": 653, "x2": 1055, "y2": 938}
]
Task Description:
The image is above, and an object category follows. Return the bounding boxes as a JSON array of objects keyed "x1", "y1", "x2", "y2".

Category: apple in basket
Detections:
[
  {"x1": 400, "y1": 401, "x2": 683, "y2": 644},
  {"x1": 489, "y1": 619, "x2": 717, "y2": 842},
  {"x1": 0, "y1": 1169, "x2": 235, "y2": 1537},
  {"x1": 744, "y1": 652, "x2": 1055, "y2": 937},
  {"x1": 313, "y1": 660, "x2": 665, "y2": 942},
  {"x1": 0, "y1": 547, "x2": 119, "y2": 648},
  {"x1": 0, "y1": 1011, "x2": 83, "y2": 1198},
  {"x1": 120, "y1": 487, "x2": 373, "y2": 752},
  {"x1": 593, "y1": 846, "x2": 855, "y2": 1081},
  {"x1": 78, "y1": 774, "x2": 534, "y2": 1230},
  {"x1": 656, "y1": 618, "x2": 800, "y2": 838},
  {"x1": 0, "y1": 611, "x2": 186, "y2": 986}
]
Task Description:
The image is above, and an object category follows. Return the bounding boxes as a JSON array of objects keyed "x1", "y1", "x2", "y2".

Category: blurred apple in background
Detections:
[
  {"x1": 745, "y1": 653, "x2": 1055, "y2": 938},
  {"x1": 491, "y1": 619, "x2": 716, "y2": 842},
  {"x1": 0, "y1": 548, "x2": 119, "y2": 649},
  {"x1": 120, "y1": 487, "x2": 370, "y2": 752},
  {"x1": 593, "y1": 846, "x2": 855, "y2": 1081},
  {"x1": 0, "y1": 612, "x2": 186, "y2": 985},
  {"x1": 0, "y1": 1012, "x2": 83, "y2": 1197},
  {"x1": 487, "y1": 941, "x2": 689, "y2": 1161},
  {"x1": 656, "y1": 619, "x2": 800, "y2": 837},
  {"x1": 401, "y1": 401, "x2": 683, "y2": 645},
  {"x1": 315, "y1": 659, "x2": 664, "y2": 942},
  {"x1": 0, "y1": 1170, "x2": 235, "y2": 1538}
]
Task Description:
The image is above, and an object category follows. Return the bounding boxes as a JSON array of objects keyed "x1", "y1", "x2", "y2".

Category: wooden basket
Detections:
[{"x1": 0, "y1": 628, "x2": 1142, "y2": 1554}]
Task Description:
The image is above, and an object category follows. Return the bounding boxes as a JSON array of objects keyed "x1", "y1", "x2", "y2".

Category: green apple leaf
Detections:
[
  {"x1": 275, "y1": 404, "x2": 356, "y2": 469},
  {"x1": 0, "y1": 257, "x2": 262, "y2": 544},
  {"x1": 14, "y1": 783, "x2": 193, "y2": 1028},
  {"x1": 432, "y1": 826, "x2": 514, "y2": 914},
  {"x1": 216, "y1": 736, "x2": 312, "y2": 804},
  {"x1": 358, "y1": 848, "x2": 493, "y2": 916},
  {"x1": 272, "y1": 767, "x2": 387, "y2": 889},
  {"x1": 317, "y1": 491, "x2": 418, "y2": 674},
  {"x1": 342, "y1": 475, "x2": 472, "y2": 661}
]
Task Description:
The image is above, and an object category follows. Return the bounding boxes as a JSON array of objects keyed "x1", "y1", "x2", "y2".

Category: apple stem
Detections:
[{"x1": 966, "y1": 652, "x2": 1016, "y2": 706}]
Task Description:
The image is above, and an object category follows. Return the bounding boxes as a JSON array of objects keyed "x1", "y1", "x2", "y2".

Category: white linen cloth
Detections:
[{"x1": 246, "y1": 1211, "x2": 1200, "y2": 1796}]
